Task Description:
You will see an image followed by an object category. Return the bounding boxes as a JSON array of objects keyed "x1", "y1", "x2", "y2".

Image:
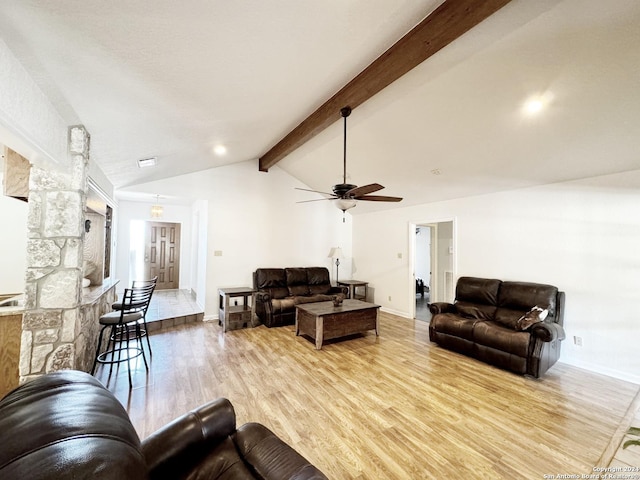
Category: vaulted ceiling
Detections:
[{"x1": 1, "y1": 0, "x2": 639, "y2": 214}]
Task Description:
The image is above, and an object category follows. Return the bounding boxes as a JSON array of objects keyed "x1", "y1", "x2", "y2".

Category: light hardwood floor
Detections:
[{"x1": 94, "y1": 312, "x2": 640, "y2": 479}]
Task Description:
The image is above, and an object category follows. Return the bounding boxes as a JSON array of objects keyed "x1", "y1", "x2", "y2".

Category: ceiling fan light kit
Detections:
[
  {"x1": 296, "y1": 106, "x2": 402, "y2": 222},
  {"x1": 336, "y1": 198, "x2": 357, "y2": 212}
]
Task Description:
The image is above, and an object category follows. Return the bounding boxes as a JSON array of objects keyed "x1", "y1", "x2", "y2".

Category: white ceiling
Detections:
[{"x1": 1, "y1": 0, "x2": 639, "y2": 214}]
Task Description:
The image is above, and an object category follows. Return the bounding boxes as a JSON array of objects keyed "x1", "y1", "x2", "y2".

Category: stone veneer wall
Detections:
[
  {"x1": 19, "y1": 126, "x2": 98, "y2": 383},
  {"x1": 76, "y1": 287, "x2": 116, "y2": 372}
]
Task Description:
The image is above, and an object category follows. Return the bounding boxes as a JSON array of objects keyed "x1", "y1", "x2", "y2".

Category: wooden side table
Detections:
[
  {"x1": 337, "y1": 280, "x2": 368, "y2": 301},
  {"x1": 218, "y1": 287, "x2": 257, "y2": 332}
]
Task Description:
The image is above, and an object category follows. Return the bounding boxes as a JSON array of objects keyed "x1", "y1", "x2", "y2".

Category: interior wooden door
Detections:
[{"x1": 146, "y1": 221, "x2": 180, "y2": 290}]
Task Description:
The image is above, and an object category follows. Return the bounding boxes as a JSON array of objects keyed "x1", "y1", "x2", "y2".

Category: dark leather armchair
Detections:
[{"x1": 0, "y1": 370, "x2": 328, "y2": 480}]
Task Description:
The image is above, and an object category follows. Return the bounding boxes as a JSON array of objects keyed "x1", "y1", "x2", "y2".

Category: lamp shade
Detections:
[{"x1": 327, "y1": 247, "x2": 343, "y2": 259}]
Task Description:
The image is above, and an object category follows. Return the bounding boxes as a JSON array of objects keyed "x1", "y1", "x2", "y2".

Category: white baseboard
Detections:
[
  {"x1": 380, "y1": 306, "x2": 410, "y2": 318},
  {"x1": 558, "y1": 358, "x2": 640, "y2": 386}
]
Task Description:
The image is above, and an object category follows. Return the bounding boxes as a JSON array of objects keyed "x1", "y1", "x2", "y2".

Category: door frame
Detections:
[{"x1": 408, "y1": 217, "x2": 457, "y2": 320}]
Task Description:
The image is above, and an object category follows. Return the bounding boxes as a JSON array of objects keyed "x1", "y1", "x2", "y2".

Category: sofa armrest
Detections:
[
  {"x1": 531, "y1": 322, "x2": 566, "y2": 342},
  {"x1": 255, "y1": 291, "x2": 273, "y2": 316},
  {"x1": 255, "y1": 291, "x2": 271, "y2": 304},
  {"x1": 429, "y1": 302, "x2": 456, "y2": 315},
  {"x1": 142, "y1": 398, "x2": 236, "y2": 479},
  {"x1": 234, "y1": 422, "x2": 328, "y2": 480}
]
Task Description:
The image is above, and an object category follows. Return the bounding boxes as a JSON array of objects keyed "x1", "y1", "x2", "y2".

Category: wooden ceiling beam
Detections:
[{"x1": 259, "y1": 0, "x2": 513, "y2": 172}]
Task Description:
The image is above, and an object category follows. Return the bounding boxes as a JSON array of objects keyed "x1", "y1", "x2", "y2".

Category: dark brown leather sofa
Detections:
[
  {"x1": 0, "y1": 370, "x2": 328, "y2": 480},
  {"x1": 254, "y1": 267, "x2": 347, "y2": 327},
  {"x1": 429, "y1": 276, "x2": 565, "y2": 378}
]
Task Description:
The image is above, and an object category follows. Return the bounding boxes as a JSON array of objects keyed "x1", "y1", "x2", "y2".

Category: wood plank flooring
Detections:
[{"x1": 94, "y1": 312, "x2": 640, "y2": 479}]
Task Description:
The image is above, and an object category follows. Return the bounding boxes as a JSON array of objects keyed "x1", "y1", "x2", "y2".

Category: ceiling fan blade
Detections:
[
  {"x1": 346, "y1": 183, "x2": 384, "y2": 197},
  {"x1": 296, "y1": 198, "x2": 336, "y2": 204},
  {"x1": 356, "y1": 195, "x2": 403, "y2": 202},
  {"x1": 295, "y1": 187, "x2": 336, "y2": 196}
]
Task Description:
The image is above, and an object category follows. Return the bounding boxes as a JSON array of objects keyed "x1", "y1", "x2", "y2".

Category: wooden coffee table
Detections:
[{"x1": 295, "y1": 299, "x2": 380, "y2": 350}]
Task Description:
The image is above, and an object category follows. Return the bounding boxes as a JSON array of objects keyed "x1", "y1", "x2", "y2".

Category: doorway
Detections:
[
  {"x1": 415, "y1": 226, "x2": 432, "y2": 321},
  {"x1": 411, "y1": 220, "x2": 455, "y2": 321},
  {"x1": 129, "y1": 220, "x2": 181, "y2": 290}
]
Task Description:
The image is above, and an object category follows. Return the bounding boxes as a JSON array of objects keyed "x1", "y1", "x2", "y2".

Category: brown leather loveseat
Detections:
[
  {"x1": 254, "y1": 267, "x2": 347, "y2": 327},
  {"x1": 0, "y1": 370, "x2": 328, "y2": 480},
  {"x1": 429, "y1": 276, "x2": 565, "y2": 378}
]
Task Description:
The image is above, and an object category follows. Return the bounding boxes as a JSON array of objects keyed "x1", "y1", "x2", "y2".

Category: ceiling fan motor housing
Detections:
[{"x1": 332, "y1": 183, "x2": 357, "y2": 197}]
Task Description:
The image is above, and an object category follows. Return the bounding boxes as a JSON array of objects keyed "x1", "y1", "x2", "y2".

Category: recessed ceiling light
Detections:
[
  {"x1": 523, "y1": 92, "x2": 553, "y2": 116},
  {"x1": 137, "y1": 157, "x2": 157, "y2": 168},
  {"x1": 524, "y1": 99, "x2": 544, "y2": 115},
  {"x1": 213, "y1": 145, "x2": 227, "y2": 156}
]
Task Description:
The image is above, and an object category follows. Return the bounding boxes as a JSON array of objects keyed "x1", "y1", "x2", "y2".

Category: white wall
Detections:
[
  {"x1": 0, "y1": 39, "x2": 70, "y2": 296},
  {"x1": 0, "y1": 38, "x2": 68, "y2": 170},
  {"x1": 0, "y1": 175, "x2": 27, "y2": 294},
  {"x1": 191, "y1": 199, "x2": 208, "y2": 308},
  {"x1": 353, "y1": 170, "x2": 640, "y2": 384},
  {"x1": 114, "y1": 200, "x2": 193, "y2": 294},
  {"x1": 115, "y1": 159, "x2": 353, "y2": 319}
]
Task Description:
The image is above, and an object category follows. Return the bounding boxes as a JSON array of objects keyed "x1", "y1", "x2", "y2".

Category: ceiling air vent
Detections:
[{"x1": 137, "y1": 157, "x2": 157, "y2": 168}]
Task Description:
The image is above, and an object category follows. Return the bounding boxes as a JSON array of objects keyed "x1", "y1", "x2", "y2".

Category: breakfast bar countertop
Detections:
[{"x1": 0, "y1": 278, "x2": 120, "y2": 317}]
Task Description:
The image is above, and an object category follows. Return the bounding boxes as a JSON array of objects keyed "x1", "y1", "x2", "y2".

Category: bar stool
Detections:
[
  {"x1": 111, "y1": 276, "x2": 157, "y2": 356},
  {"x1": 91, "y1": 284, "x2": 154, "y2": 388}
]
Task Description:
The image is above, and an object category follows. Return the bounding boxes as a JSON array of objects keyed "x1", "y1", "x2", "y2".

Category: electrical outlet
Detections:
[
  {"x1": 388, "y1": 296, "x2": 392, "y2": 302},
  {"x1": 573, "y1": 336, "x2": 583, "y2": 347}
]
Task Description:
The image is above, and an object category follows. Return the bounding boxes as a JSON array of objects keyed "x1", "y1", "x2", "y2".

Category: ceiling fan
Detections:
[{"x1": 296, "y1": 106, "x2": 402, "y2": 219}]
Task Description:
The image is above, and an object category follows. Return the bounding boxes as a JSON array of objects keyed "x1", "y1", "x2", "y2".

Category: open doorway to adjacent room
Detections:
[{"x1": 411, "y1": 220, "x2": 455, "y2": 322}]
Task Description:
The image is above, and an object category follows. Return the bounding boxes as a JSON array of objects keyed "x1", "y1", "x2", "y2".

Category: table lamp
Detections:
[{"x1": 327, "y1": 247, "x2": 344, "y2": 284}]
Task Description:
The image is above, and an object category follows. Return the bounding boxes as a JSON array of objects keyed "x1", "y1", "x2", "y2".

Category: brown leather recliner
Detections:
[
  {"x1": 0, "y1": 370, "x2": 328, "y2": 480},
  {"x1": 254, "y1": 267, "x2": 347, "y2": 327},
  {"x1": 429, "y1": 276, "x2": 565, "y2": 378}
]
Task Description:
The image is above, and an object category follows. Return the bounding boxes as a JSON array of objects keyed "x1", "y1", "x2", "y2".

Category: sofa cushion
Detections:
[
  {"x1": 306, "y1": 267, "x2": 331, "y2": 295},
  {"x1": 285, "y1": 268, "x2": 310, "y2": 296},
  {"x1": 272, "y1": 295, "x2": 335, "y2": 314},
  {"x1": 455, "y1": 302, "x2": 494, "y2": 320},
  {"x1": 255, "y1": 269, "x2": 289, "y2": 299},
  {"x1": 173, "y1": 436, "x2": 256, "y2": 480},
  {"x1": 295, "y1": 294, "x2": 333, "y2": 305},
  {"x1": 495, "y1": 281, "x2": 557, "y2": 328},
  {"x1": 456, "y1": 277, "x2": 501, "y2": 306},
  {"x1": 429, "y1": 313, "x2": 479, "y2": 341},
  {"x1": 493, "y1": 308, "x2": 525, "y2": 330},
  {"x1": 473, "y1": 321, "x2": 531, "y2": 357},
  {"x1": 498, "y1": 281, "x2": 558, "y2": 316}
]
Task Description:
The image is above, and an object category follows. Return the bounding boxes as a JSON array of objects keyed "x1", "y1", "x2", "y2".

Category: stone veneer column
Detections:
[{"x1": 19, "y1": 126, "x2": 90, "y2": 383}]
